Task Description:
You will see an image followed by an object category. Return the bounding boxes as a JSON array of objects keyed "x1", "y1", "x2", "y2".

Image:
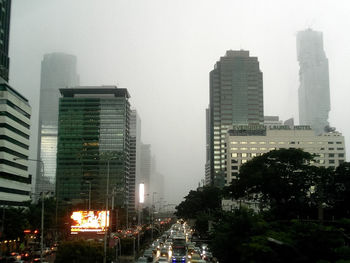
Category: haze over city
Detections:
[{"x1": 9, "y1": 0, "x2": 350, "y2": 204}]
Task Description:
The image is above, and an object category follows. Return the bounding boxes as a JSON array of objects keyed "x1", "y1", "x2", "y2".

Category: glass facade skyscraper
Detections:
[
  {"x1": 207, "y1": 50, "x2": 263, "y2": 186},
  {"x1": 36, "y1": 53, "x2": 79, "y2": 197},
  {"x1": 129, "y1": 110, "x2": 141, "y2": 214},
  {"x1": 297, "y1": 29, "x2": 330, "y2": 135},
  {"x1": 56, "y1": 86, "x2": 130, "y2": 210},
  {"x1": 0, "y1": 0, "x2": 11, "y2": 82}
]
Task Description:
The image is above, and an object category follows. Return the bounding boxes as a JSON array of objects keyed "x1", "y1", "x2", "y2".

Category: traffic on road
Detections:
[{"x1": 136, "y1": 220, "x2": 216, "y2": 263}]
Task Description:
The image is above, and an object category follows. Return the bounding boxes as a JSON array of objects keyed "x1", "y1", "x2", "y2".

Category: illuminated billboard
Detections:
[{"x1": 70, "y1": 210, "x2": 109, "y2": 234}]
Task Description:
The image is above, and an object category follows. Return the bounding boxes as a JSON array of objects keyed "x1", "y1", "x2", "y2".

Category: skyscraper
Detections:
[
  {"x1": 297, "y1": 29, "x2": 330, "y2": 135},
  {"x1": 129, "y1": 109, "x2": 141, "y2": 214},
  {"x1": 36, "y1": 53, "x2": 79, "y2": 197},
  {"x1": 207, "y1": 50, "x2": 263, "y2": 186},
  {"x1": 56, "y1": 86, "x2": 130, "y2": 209},
  {"x1": 0, "y1": 0, "x2": 11, "y2": 82},
  {"x1": 0, "y1": 83, "x2": 31, "y2": 206},
  {"x1": 140, "y1": 143, "x2": 151, "y2": 203}
]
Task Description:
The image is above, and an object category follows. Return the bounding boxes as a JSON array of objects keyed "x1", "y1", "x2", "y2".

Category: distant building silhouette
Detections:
[
  {"x1": 207, "y1": 50, "x2": 264, "y2": 186},
  {"x1": 297, "y1": 29, "x2": 330, "y2": 135},
  {"x1": 36, "y1": 53, "x2": 79, "y2": 199}
]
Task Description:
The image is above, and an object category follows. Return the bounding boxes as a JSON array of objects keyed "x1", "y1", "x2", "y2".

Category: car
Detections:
[
  {"x1": 188, "y1": 253, "x2": 205, "y2": 263},
  {"x1": 160, "y1": 247, "x2": 168, "y2": 257},
  {"x1": 143, "y1": 249, "x2": 154, "y2": 262},
  {"x1": 136, "y1": 256, "x2": 148, "y2": 263},
  {"x1": 202, "y1": 251, "x2": 213, "y2": 261},
  {"x1": 156, "y1": 256, "x2": 169, "y2": 262}
]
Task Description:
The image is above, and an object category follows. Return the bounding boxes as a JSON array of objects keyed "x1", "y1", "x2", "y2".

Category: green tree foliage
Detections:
[
  {"x1": 326, "y1": 163, "x2": 350, "y2": 218},
  {"x1": 175, "y1": 186, "x2": 222, "y2": 220},
  {"x1": 0, "y1": 207, "x2": 29, "y2": 240},
  {"x1": 175, "y1": 186, "x2": 222, "y2": 235},
  {"x1": 55, "y1": 239, "x2": 106, "y2": 263},
  {"x1": 228, "y1": 148, "x2": 326, "y2": 219},
  {"x1": 211, "y1": 209, "x2": 350, "y2": 263}
]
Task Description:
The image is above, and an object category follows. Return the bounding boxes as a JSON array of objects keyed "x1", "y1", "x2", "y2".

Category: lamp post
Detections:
[
  {"x1": 84, "y1": 181, "x2": 92, "y2": 210},
  {"x1": 151, "y1": 192, "x2": 157, "y2": 241},
  {"x1": 104, "y1": 156, "x2": 118, "y2": 263},
  {"x1": 14, "y1": 157, "x2": 45, "y2": 263}
]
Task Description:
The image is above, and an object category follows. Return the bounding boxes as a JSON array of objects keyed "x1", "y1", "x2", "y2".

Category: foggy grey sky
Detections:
[{"x1": 9, "y1": 0, "x2": 350, "y2": 204}]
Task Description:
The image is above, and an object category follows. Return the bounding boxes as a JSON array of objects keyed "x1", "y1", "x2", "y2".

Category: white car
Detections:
[{"x1": 156, "y1": 256, "x2": 169, "y2": 262}]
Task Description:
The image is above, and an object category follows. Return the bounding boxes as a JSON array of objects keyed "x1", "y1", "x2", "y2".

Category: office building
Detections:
[
  {"x1": 129, "y1": 109, "x2": 141, "y2": 214},
  {"x1": 140, "y1": 143, "x2": 151, "y2": 203},
  {"x1": 56, "y1": 86, "x2": 130, "y2": 209},
  {"x1": 225, "y1": 124, "x2": 346, "y2": 185},
  {"x1": 0, "y1": 0, "x2": 11, "y2": 82},
  {"x1": 36, "y1": 53, "x2": 79, "y2": 197},
  {"x1": 207, "y1": 50, "x2": 263, "y2": 186},
  {"x1": 297, "y1": 29, "x2": 330, "y2": 135},
  {"x1": 0, "y1": 83, "x2": 31, "y2": 206}
]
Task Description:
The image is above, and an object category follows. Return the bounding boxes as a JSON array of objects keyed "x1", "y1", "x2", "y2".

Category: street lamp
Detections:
[
  {"x1": 151, "y1": 192, "x2": 157, "y2": 241},
  {"x1": 84, "y1": 181, "x2": 92, "y2": 210},
  {"x1": 104, "y1": 156, "x2": 118, "y2": 263},
  {"x1": 13, "y1": 157, "x2": 45, "y2": 263}
]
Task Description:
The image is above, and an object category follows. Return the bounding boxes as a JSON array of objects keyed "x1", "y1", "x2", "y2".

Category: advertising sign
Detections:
[{"x1": 70, "y1": 210, "x2": 109, "y2": 234}]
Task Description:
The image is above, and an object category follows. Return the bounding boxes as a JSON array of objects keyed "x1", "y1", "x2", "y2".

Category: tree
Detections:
[
  {"x1": 0, "y1": 207, "x2": 29, "y2": 240},
  {"x1": 325, "y1": 162, "x2": 350, "y2": 218},
  {"x1": 175, "y1": 186, "x2": 222, "y2": 220},
  {"x1": 55, "y1": 239, "x2": 108, "y2": 263},
  {"x1": 228, "y1": 148, "x2": 324, "y2": 219}
]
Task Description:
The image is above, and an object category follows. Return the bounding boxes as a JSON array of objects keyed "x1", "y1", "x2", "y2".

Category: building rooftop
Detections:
[{"x1": 59, "y1": 85, "x2": 130, "y2": 98}]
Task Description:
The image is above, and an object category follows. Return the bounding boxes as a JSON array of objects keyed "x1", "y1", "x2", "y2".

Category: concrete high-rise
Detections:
[
  {"x1": 0, "y1": 0, "x2": 11, "y2": 82},
  {"x1": 297, "y1": 29, "x2": 330, "y2": 135},
  {"x1": 56, "y1": 86, "x2": 130, "y2": 210},
  {"x1": 129, "y1": 109, "x2": 141, "y2": 214},
  {"x1": 207, "y1": 50, "x2": 263, "y2": 186},
  {"x1": 0, "y1": 83, "x2": 31, "y2": 206},
  {"x1": 36, "y1": 53, "x2": 79, "y2": 197}
]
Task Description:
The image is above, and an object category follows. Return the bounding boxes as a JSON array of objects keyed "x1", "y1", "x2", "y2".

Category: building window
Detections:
[
  {"x1": 231, "y1": 166, "x2": 238, "y2": 170},
  {"x1": 241, "y1": 160, "x2": 247, "y2": 164},
  {"x1": 231, "y1": 159, "x2": 238, "y2": 163},
  {"x1": 329, "y1": 148, "x2": 334, "y2": 150},
  {"x1": 241, "y1": 142, "x2": 248, "y2": 144},
  {"x1": 337, "y1": 148, "x2": 344, "y2": 150},
  {"x1": 250, "y1": 142, "x2": 257, "y2": 144},
  {"x1": 231, "y1": 141, "x2": 238, "y2": 144},
  {"x1": 231, "y1": 147, "x2": 238, "y2": 151},
  {"x1": 339, "y1": 153, "x2": 344, "y2": 158},
  {"x1": 336, "y1": 141, "x2": 342, "y2": 144},
  {"x1": 231, "y1": 153, "x2": 238, "y2": 157},
  {"x1": 328, "y1": 142, "x2": 334, "y2": 144},
  {"x1": 241, "y1": 147, "x2": 248, "y2": 150},
  {"x1": 259, "y1": 142, "x2": 266, "y2": 144},
  {"x1": 290, "y1": 141, "x2": 295, "y2": 144},
  {"x1": 278, "y1": 142, "x2": 285, "y2": 144},
  {"x1": 260, "y1": 148, "x2": 267, "y2": 150},
  {"x1": 269, "y1": 141, "x2": 276, "y2": 144},
  {"x1": 242, "y1": 153, "x2": 247, "y2": 158},
  {"x1": 339, "y1": 160, "x2": 345, "y2": 164},
  {"x1": 329, "y1": 153, "x2": 334, "y2": 157},
  {"x1": 251, "y1": 147, "x2": 257, "y2": 150},
  {"x1": 329, "y1": 160, "x2": 335, "y2": 164}
]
